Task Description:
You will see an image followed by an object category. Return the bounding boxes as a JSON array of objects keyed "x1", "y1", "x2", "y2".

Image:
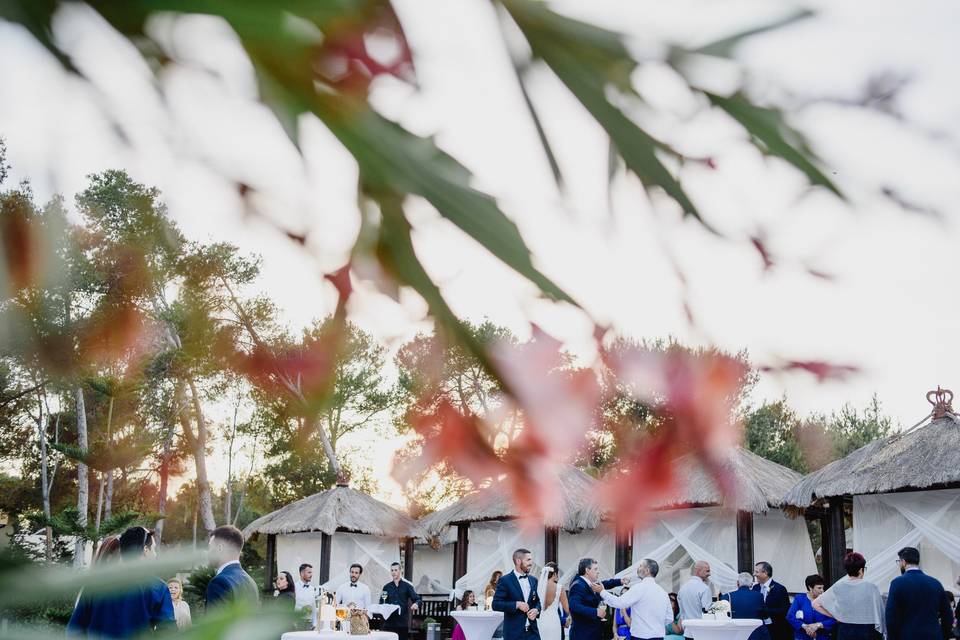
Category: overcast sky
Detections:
[{"x1": 2, "y1": 0, "x2": 959, "y2": 503}]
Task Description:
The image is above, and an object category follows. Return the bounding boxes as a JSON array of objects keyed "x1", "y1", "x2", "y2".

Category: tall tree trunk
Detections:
[
  {"x1": 37, "y1": 392, "x2": 52, "y2": 563},
  {"x1": 176, "y1": 380, "x2": 216, "y2": 534},
  {"x1": 94, "y1": 473, "x2": 104, "y2": 536},
  {"x1": 192, "y1": 503, "x2": 198, "y2": 550},
  {"x1": 74, "y1": 388, "x2": 88, "y2": 567},
  {"x1": 103, "y1": 396, "x2": 114, "y2": 523},
  {"x1": 104, "y1": 472, "x2": 113, "y2": 521},
  {"x1": 155, "y1": 422, "x2": 174, "y2": 544}
]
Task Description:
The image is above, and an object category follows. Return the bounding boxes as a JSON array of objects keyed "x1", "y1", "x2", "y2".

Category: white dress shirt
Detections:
[
  {"x1": 295, "y1": 579, "x2": 315, "y2": 611},
  {"x1": 677, "y1": 576, "x2": 712, "y2": 622},
  {"x1": 336, "y1": 580, "x2": 372, "y2": 609},
  {"x1": 513, "y1": 570, "x2": 532, "y2": 604},
  {"x1": 601, "y1": 576, "x2": 672, "y2": 640}
]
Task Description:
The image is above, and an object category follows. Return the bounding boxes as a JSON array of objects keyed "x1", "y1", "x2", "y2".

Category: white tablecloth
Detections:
[
  {"x1": 682, "y1": 619, "x2": 763, "y2": 640},
  {"x1": 281, "y1": 631, "x2": 399, "y2": 640},
  {"x1": 366, "y1": 604, "x2": 400, "y2": 620},
  {"x1": 450, "y1": 611, "x2": 504, "y2": 640}
]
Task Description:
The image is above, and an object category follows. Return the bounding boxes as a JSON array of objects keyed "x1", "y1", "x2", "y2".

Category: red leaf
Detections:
[{"x1": 761, "y1": 360, "x2": 859, "y2": 382}]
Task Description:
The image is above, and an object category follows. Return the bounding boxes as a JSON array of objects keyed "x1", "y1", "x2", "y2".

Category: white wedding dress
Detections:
[{"x1": 536, "y1": 568, "x2": 563, "y2": 640}]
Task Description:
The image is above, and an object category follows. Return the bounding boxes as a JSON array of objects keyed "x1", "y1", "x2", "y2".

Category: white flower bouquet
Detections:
[{"x1": 706, "y1": 600, "x2": 731, "y2": 620}]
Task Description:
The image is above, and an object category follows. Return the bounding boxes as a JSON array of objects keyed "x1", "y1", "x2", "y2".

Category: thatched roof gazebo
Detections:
[
  {"x1": 783, "y1": 388, "x2": 960, "y2": 590},
  {"x1": 610, "y1": 446, "x2": 817, "y2": 593},
  {"x1": 416, "y1": 465, "x2": 613, "y2": 597},
  {"x1": 244, "y1": 480, "x2": 422, "y2": 593}
]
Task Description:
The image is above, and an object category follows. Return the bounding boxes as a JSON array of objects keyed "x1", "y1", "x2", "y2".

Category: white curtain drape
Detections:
[
  {"x1": 453, "y1": 521, "x2": 544, "y2": 598},
  {"x1": 753, "y1": 510, "x2": 818, "y2": 593},
  {"x1": 413, "y1": 542, "x2": 455, "y2": 595},
  {"x1": 853, "y1": 488, "x2": 960, "y2": 594},
  {"x1": 558, "y1": 525, "x2": 616, "y2": 587},
  {"x1": 618, "y1": 508, "x2": 817, "y2": 594},
  {"x1": 276, "y1": 532, "x2": 402, "y2": 595}
]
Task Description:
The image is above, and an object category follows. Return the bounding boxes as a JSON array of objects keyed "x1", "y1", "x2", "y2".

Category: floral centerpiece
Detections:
[{"x1": 706, "y1": 600, "x2": 731, "y2": 620}]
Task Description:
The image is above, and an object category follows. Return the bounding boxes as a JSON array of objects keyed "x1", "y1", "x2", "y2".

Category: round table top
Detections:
[
  {"x1": 682, "y1": 619, "x2": 762, "y2": 628},
  {"x1": 281, "y1": 631, "x2": 399, "y2": 640},
  {"x1": 450, "y1": 611, "x2": 504, "y2": 620}
]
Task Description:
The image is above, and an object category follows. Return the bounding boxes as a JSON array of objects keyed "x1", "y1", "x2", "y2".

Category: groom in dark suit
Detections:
[
  {"x1": 569, "y1": 558, "x2": 625, "y2": 640},
  {"x1": 493, "y1": 548, "x2": 541, "y2": 640}
]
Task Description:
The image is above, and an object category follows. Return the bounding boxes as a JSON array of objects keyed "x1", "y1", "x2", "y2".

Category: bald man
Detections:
[{"x1": 677, "y1": 562, "x2": 713, "y2": 639}]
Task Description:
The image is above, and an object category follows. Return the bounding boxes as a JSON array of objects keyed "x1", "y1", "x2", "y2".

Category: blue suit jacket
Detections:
[
  {"x1": 722, "y1": 587, "x2": 770, "y2": 640},
  {"x1": 206, "y1": 562, "x2": 260, "y2": 608},
  {"x1": 885, "y1": 569, "x2": 952, "y2": 640},
  {"x1": 752, "y1": 580, "x2": 790, "y2": 640},
  {"x1": 492, "y1": 573, "x2": 541, "y2": 640},
  {"x1": 567, "y1": 576, "x2": 622, "y2": 640}
]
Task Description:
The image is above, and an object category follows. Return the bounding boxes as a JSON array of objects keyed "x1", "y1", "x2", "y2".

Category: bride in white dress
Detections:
[{"x1": 536, "y1": 563, "x2": 569, "y2": 640}]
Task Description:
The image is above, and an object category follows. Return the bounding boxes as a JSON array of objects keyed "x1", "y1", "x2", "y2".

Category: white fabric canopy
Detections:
[
  {"x1": 453, "y1": 521, "x2": 544, "y2": 598},
  {"x1": 620, "y1": 507, "x2": 739, "y2": 594},
  {"x1": 619, "y1": 507, "x2": 816, "y2": 594},
  {"x1": 558, "y1": 525, "x2": 616, "y2": 587},
  {"x1": 853, "y1": 488, "x2": 960, "y2": 594},
  {"x1": 276, "y1": 532, "x2": 402, "y2": 596},
  {"x1": 413, "y1": 542, "x2": 455, "y2": 595},
  {"x1": 753, "y1": 510, "x2": 818, "y2": 593}
]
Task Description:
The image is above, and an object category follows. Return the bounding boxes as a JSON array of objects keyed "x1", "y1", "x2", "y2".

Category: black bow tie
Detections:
[
  {"x1": 518, "y1": 575, "x2": 529, "y2": 580},
  {"x1": 350, "y1": 584, "x2": 357, "y2": 588},
  {"x1": 303, "y1": 584, "x2": 310, "y2": 588}
]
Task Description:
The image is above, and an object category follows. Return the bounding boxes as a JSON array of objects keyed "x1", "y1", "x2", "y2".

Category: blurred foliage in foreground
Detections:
[{"x1": 0, "y1": 0, "x2": 857, "y2": 637}]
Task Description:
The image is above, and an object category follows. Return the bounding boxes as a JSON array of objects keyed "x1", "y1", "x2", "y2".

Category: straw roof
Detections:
[
  {"x1": 243, "y1": 483, "x2": 422, "y2": 539},
  {"x1": 647, "y1": 446, "x2": 803, "y2": 513},
  {"x1": 783, "y1": 414, "x2": 960, "y2": 508},
  {"x1": 420, "y1": 465, "x2": 602, "y2": 537}
]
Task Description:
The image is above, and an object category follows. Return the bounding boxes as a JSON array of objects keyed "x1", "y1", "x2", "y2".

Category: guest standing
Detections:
[
  {"x1": 598, "y1": 559, "x2": 671, "y2": 640},
  {"x1": 382, "y1": 561, "x2": 420, "y2": 640},
  {"x1": 336, "y1": 563, "x2": 372, "y2": 609},
  {"x1": 885, "y1": 546, "x2": 953, "y2": 640},
  {"x1": 568, "y1": 558, "x2": 624, "y2": 640},
  {"x1": 67, "y1": 526, "x2": 175, "y2": 638},
  {"x1": 295, "y1": 563, "x2": 314, "y2": 611},
  {"x1": 812, "y1": 552, "x2": 885, "y2": 640},
  {"x1": 167, "y1": 579, "x2": 192, "y2": 629},
  {"x1": 721, "y1": 572, "x2": 770, "y2": 640},
  {"x1": 205, "y1": 524, "x2": 259, "y2": 608},
  {"x1": 677, "y1": 561, "x2": 712, "y2": 638},
  {"x1": 786, "y1": 575, "x2": 833, "y2": 639},
  {"x1": 753, "y1": 562, "x2": 790, "y2": 640},
  {"x1": 275, "y1": 571, "x2": 297, "y2": 609},
  {"x1": 485, "y1": 571, "x2": 504, "y2": 610}
]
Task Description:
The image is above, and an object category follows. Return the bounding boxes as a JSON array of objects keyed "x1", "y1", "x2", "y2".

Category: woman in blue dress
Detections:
[{"x1": 787, "y1": 574, "x2": 835, "y2": 639}]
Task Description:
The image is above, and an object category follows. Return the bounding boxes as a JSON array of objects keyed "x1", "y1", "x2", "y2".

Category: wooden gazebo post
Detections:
[
  {"x1": 402, "y1": 537, "x2": 415, "y2": 581},
  {"x1": 822, "y1": 497, "x2": 847, "y2": 585},
  {"x1": 544, "y1": 527, "x2": 559, "y2": 564},
  {"x1": 452, "y1": 522, "x2": 469, "y2": 584},
  {"x1": 264, "y1": 533, "x2": 278, "y2": 593},
  {"x1": 614, "y1": 525, "x2": 632, "y2": 573},
  {"x1": 319, "y1": 532, "x2": 332, "y2": 584},
  {"x1": 735, "y1": 511, "x2": 755, "y2": 573}
]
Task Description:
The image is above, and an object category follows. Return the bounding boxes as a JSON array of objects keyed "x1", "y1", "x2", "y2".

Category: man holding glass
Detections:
[{"x1": 382, "y1": 562, "x2": 420, "y2": 640}]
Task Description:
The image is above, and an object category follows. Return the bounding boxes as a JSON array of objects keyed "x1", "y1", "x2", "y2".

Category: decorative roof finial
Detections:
[
  {"x1": 336, "y1": 471, "x2": 350, "y2": 487},
  {"x1": 926, "y1": 386, "x2": 954, "y2": 419}
]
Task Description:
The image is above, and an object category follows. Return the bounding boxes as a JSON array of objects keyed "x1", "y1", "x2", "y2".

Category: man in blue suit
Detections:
[
  {"x1": 206, "y1": 525, "x2": 260, "y2": 608},
  {"x1": 722, "y1": 573, "x2": 770, "y2": 640},
  {"x1": 885, "y1": 546, "x2": 952, "y2": 640},
  {"x1": 493, "y1": 548, "x2": 542, "y2": 640},
  {"x1": 752, "y1": 562, "x2": 789, "y2": 640},
  {"x1": 569, "y1": 558, "x2": 625, "y2": 640}
]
